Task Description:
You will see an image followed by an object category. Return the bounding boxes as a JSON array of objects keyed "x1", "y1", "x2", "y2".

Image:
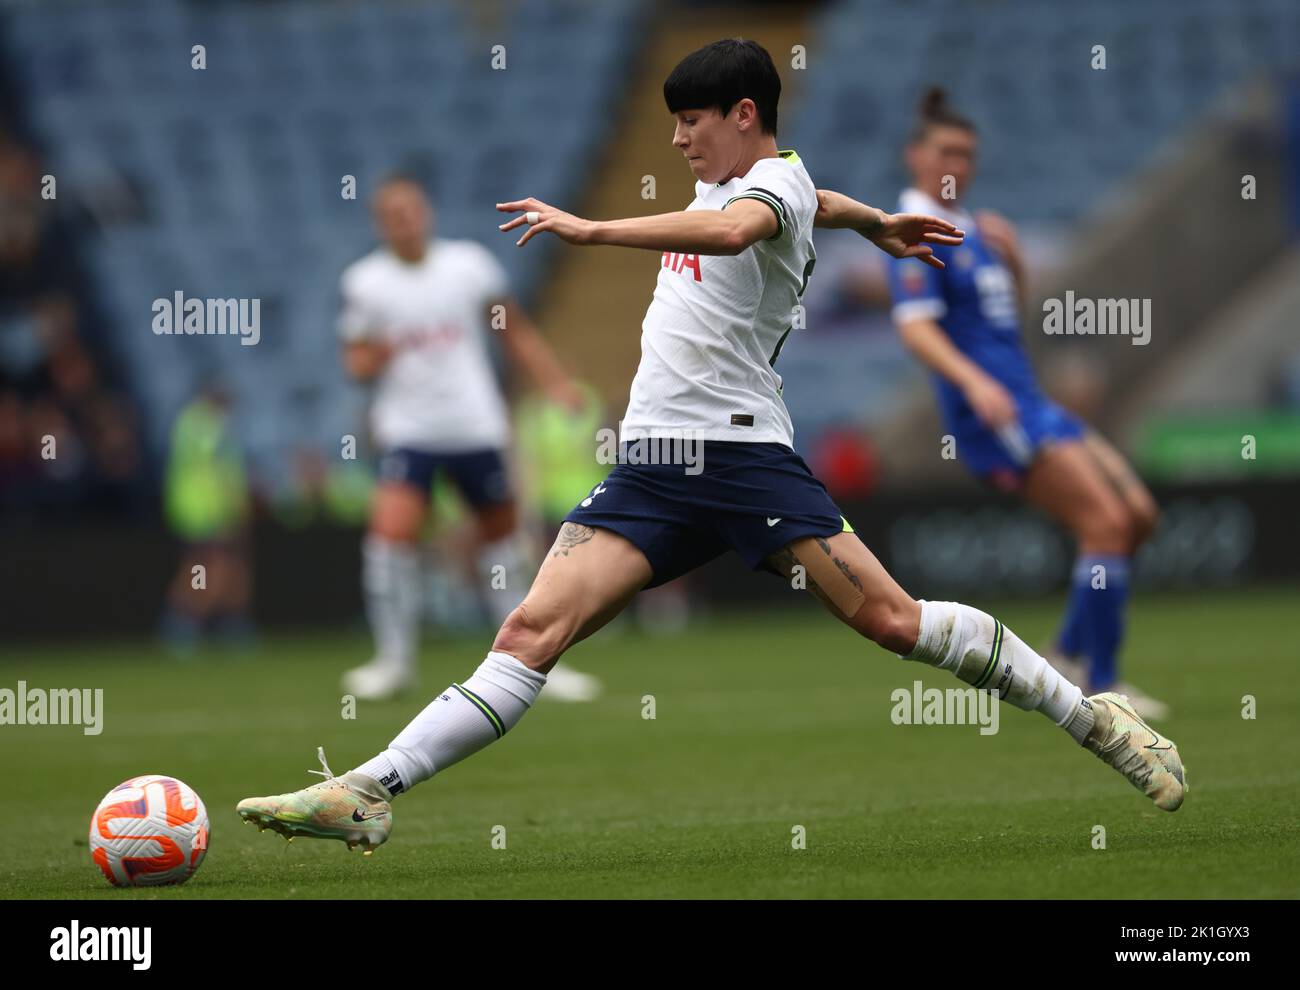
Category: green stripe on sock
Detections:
[
  {"x1": 973, "y1": 620, "x2": 1003, "y2": 689},
  {"x1": 453, "y1": 684, "x2": 505, "y2": 738}
]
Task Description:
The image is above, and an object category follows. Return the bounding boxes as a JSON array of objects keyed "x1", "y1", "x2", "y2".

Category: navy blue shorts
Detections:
[
  {"x1": 564, "y1": 440, "x2": 851, "y2": 588},
  {"x1": 950, "y1": 399, "x2": 1085, "y2": 491},
  {"x1": 378, "y1": 446, "x2": 513, "y2": 508}
]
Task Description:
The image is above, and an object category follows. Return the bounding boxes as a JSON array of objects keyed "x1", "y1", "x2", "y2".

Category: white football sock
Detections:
[
  {"x1": 353, "y1": 651, "x2": 546, "y2": 795},
  {"x1": 476, "y1": 532, "x2": 531, "y2": 625},
  {"x1": 362, "y1": 533, "x2": 422, "y2": 676},
  {"x1": 903, "y1": 600, "x2": 1093, "y2": 742}
]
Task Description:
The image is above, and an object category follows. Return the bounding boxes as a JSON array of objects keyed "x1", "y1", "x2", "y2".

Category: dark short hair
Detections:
[
  {"x1": 664, "y1": 38, "x2": 780, "y2": 135},
  {"x1": 910, "y1": 86, "x2": 977, "y2": 144}
]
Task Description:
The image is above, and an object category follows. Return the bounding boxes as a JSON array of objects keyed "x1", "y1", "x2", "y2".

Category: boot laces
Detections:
[{"x1": 306, "y1": 746, "x2": 336, "y2": 781}]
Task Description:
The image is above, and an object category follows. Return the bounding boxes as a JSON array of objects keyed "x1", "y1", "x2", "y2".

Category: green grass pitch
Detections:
[{"x1": 3, "y1": 586, "x2": 1297, "y2": 899}]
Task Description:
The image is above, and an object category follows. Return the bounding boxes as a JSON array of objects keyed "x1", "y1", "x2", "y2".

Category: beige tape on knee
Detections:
[{"x1": 788, "y1": 538, "x2": 866, "y2": 618}]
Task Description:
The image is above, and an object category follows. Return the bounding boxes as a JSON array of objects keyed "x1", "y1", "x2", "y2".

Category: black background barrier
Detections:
[{"x1": 1, "y1": 478, "x2": 1296, "y2": 642}]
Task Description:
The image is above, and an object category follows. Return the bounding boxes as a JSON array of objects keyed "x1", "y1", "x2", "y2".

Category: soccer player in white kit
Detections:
[
  {"x1": 240, "y1": 41, "x2": 1184, "y2": 850},
  {"x1": 337, "y1": 175, "x2": 600, "y2": 702}
]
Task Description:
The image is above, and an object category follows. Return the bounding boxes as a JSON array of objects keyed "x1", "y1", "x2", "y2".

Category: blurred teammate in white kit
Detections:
[{"x1": 337, "y1": 174, "x2": 601, "y2": 702}]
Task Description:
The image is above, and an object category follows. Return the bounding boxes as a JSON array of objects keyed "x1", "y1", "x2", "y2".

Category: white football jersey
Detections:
[
  {"x1": 621, "y1": 150, "x2": 817, "y2": 446},
  {"x1": 338, "y1": 239, "x2": 511, "y2": 451}
]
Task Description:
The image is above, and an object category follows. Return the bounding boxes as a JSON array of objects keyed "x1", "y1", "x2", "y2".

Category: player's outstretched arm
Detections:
[
  {"x1": 895, "y1": 317, "x2": 1018, "y2": 428},
  {"x1": 497, "y1": 196, "x2": 776, "y2": 256},
  {"x1": 492, "y1": 296, "x2": 583, "y2": 410},
  {"x1": 814, "y1": 189, "x2": 964, "y2": 270}
]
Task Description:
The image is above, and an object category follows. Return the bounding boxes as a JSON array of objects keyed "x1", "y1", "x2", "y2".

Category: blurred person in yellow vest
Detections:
[
  {"x1": 515, "y1": 381, "x2": 606, "y2": 532},
  {"x1": 159, "y1": 382, "x2": 253, "y2": 653},
  {"x1": 516, "y1": 382, "x2": 691, "y2": 635}
]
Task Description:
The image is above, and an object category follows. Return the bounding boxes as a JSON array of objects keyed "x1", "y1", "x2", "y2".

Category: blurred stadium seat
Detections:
[
  {"x1": 787, "y1": 0, "x2": 1300, "y2": 222},
  {"x1": 1, "y1": 0, "x2": 644, "y2": 492}
]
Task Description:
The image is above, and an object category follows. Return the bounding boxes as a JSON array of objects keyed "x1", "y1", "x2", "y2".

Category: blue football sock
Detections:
[
  {"x1": 1072, "y1": 554, "x2": 1130, "y2": 690},
  {"x1": 1055, "y1": 575, "x2": 1090, "y2": 658}
]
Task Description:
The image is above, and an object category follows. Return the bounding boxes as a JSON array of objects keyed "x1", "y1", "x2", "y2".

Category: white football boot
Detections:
[
  {"x1": 1083, "y1": 692, "x2": 1186, "y2": 811},
  {"x1": 1108, "y1": 681, "x2": 1170, "y2": 721},
  {"x1": 341, "y1": 657, "x2": 416, "y2": 701},
  {"x1": 1043, "y1": 646, "x2": 1171, "y2": 721},
  {"x1": 541, "y1": 662, "x2": 602, "y2": 702},
  {"x1": 237, "y1": 748, "x2": 393, "y2": 853}
]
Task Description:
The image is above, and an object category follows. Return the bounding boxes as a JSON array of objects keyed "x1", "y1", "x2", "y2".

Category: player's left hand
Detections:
[
  {"x1": 870, "y1": 213, "x2": 965, "y2": 270},
  {"x1": 497, "y1": 198, "x2": 594, "y2": 247}
]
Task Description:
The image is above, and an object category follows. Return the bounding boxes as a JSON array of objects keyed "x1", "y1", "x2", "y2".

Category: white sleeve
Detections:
[
  {"x1": 467, "y1": 242, "x2": 510, "y2": 305},
  {"x1": 723, "y1": 166, "x2": 812, "y2": 242},
  {"x1": 336, "y1": 270, "x2": 380, "y2": 343}
]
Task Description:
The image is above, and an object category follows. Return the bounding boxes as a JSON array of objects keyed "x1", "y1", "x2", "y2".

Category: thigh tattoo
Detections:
[
  {"x1": 767, "y1": 537, "x2": 867, "y2": 618},
  {"x1": 551, "y1": 522, "x2": 595, "y2": 558}
]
